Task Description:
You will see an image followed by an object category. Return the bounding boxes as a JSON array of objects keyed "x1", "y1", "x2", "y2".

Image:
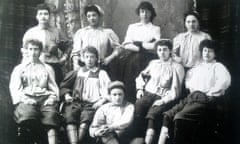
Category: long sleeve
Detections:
[
  {"x1": 110, "y1": 103, "x2": 134, "y2": 131},
  {"x1": 207, "y1": 63, "x2": 231, "y2": 96},
  {"x1": 106, "y1": 29, "x2": 121, "y2": 56},
  {"x1": 99, "y1": 70, "x2": 111, "y2": 100},
  {"x1": 45, "y1": 64, "x2": 59, "y2": 101},
  {"x1": 9, "y1": 65, "x2": 25, "y2": 105},
  {"x1": 89, "y1": 105, "x2": 108, "y2": 137},
  {"x1": 72, "y1": 29, "x2": 82, "y2": 58}
]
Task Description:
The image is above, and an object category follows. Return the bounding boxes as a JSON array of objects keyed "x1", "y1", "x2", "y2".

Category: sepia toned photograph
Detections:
[{"x1": 0, "y1": 0, "x2": 239, "y2": 144}]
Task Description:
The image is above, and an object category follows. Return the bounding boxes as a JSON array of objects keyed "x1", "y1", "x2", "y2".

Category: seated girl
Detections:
[
  {"x1": 60, "y1": 46, "x2": 111, "y2": 144},
  {"x1": 134, "y1": 39, "x2": 185, "y2": 144},
  {"x1": 158, "y1": 39, "x2": 231, "y2": 144},
  {"x1": 9, "y1": 39, "x2": 60, "y2": 144},
  {"x1": 89, "y1": 81, "x2": 134, "y2": 144}
]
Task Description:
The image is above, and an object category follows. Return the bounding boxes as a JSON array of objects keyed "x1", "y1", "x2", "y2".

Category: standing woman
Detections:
[
  {"x1": 71, "y1": 4, "x2": 121, "y2": 80},
  {"x1": 173, "y1": 12, "x2": 211, "y2": 69},
  {"x1": 122, "y1": 1, "x2": 161, "y2": 102}
]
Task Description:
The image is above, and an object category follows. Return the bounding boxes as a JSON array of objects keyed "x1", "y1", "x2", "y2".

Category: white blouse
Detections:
[
  {"x1": 9, "y1": 61, "x2": 59, "y2": 105},
  {"x1": 136, "y1": 59, "x2": 185, "y2": 103},
  {"x1": 72, "y1": 26, "x2": 120, "y2": 62},
  {"x1": 173, "y1": 31, "x2": 211, "y2": 68},
  {"x1": 23, "y1": 25, "x2": 66, "y2": 63},
  {"x1": 89, "y1": 102, "x2": 134, "y2": 137},
  {"x1": 185, "y1": 61, "x2": 231, "y2": 96},
  {"x1": 123, "y1": 22, "x2": 161, "y2": 43}
]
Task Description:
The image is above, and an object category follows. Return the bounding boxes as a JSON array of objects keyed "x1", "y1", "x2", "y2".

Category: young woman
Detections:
[
  {"x1": 9, "y1": 39, "x2": 60, "y2": 144},
  {"x1": 158, "y1": 39, "x2": 231, "y2": 144},
  {"x1": 122, "y1": 1, "x2": 161, "y2": 103},
  {"x1": 71, "y1": 5, "x2": 121, "y2": 80},
  {"x1": 60, "y1": 46, "x2": 111, "y2": 144},
  {"x1": 173, "y1": 12, "x2": 211, "y2": 69},
  {"x1": 134, "y1": 39, "x2": 184, "y2": 144},
  {"x1": 89, "y1": 81, "x2": 134, "y2": 144}
]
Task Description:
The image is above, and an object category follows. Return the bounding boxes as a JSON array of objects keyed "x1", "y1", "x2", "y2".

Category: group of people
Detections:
[{"x1": 9, "y1": 1, "x2": 231, "y2": 144}]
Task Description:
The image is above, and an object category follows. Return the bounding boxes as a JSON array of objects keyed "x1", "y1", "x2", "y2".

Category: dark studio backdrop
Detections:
[{"x1": 0, "y1": 0, "x2": 239, "y2": 144}]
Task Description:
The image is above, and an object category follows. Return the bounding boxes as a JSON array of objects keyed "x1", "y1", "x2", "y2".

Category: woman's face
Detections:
[
  {"x1": 83, "y1": 51, "x2": 97, "y2": 69},
  {"x1": 185, "y1": 15, "x2": 199, "y2": 32},
  {"x1": 110, "y1": 88, "x2": 125, "y2": 105},
  {"x1": 202, "y1": 47, "x2": 215, "y2": 62},
  {"x1": 27, "y1": 43, "x2": 41, "y2": 62},
  {"x1": 139, "y1": 9, "x2": 152, "y2": 23},
  {"x1": 157, "y1": 45, "x2": 171, "y2": 61},
  {"x1": 36, "y1": 9, "x2": 50, "y2": 25},
  {"x1": 86, "y1": 11, "x2": 100, "y2": 27}
]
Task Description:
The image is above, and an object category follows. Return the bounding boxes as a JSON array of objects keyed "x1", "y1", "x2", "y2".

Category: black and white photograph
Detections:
[{"x1": 0, "y1": 0, "x2": 239, "y2": 144}]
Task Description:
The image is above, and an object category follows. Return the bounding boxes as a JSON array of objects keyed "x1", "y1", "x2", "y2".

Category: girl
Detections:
[
  {"x1": 71, "y1": 4, "x2": 121, "y2": 80},
  {"x1": 60, "y1": 46, "x2": 111, "y2": 144},
  {"x1": 173, "y1": 12, "x2": 211, "y2": 69},
  {"x1": 134, "y1": 39, "x2": 184, "y2": 144},
  {"x1": 122, "y1": 1, "x2": 161, "y2": 103},
  {"x1": 89, "y1": 81, "x2": 134, "y2": 144}
]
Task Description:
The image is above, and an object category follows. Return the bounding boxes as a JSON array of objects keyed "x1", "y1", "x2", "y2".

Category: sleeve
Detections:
[
  {"x1": 9, "y1": 65, "x2": 25, "y2": 105},
  {"x1": 207, "y1": 63, "x2": 231, "y2": 96},
  {"x1": 161, "y1": 63, "x2": 185, "y2": 104},
  {"x1": 135, "y1": 61, "x2": 154, "y2": 90},
  {"x1": 107, "y1": 29, "x2": 121, "y2": 56},
  {"x1": 45, "y1": 64, "x2": 60, "y2": 101},
  {"x1": 60, "y1": 70, "x2": 78, "y2": 99},
  {"x1": 71, "y1": 30, "x2": 82, "y2": 58},
  {"x1": 204, "y1": 32, "x2": 212, "y2": 40},
  {"x1": 99, "y1": 70, "x2": 111, "y2": 101},
  {"x1": 172, "y1": 34, "x2": 182, "y2": 56},
  {"x1": 89, "y1": 105, "x2": 107, "y2": 137},
  {"x1": 152, "y1": 26, "x2": 161, "y2": 41},
  {"x1": 110, "y1": 103, "x2": 134, "y2": 130},
  {"x1": 122, "y1": 24, "x2": 134, "y2": 44},
  {"x1": 185, "y1": 67, "x2": 194, "y2": 91}
]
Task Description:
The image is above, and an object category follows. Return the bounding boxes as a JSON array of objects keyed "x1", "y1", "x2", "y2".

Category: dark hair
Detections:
[
  {"x1": 155, "y1": 39, "x2": 173, "y2": 51},
  {"x1": 199, "y1": 39, "x2": 219, "y2": 54},
  {"x1": 82, "y1": 46, "x2": 99, "y2": 60},
  {"x1": 24, "y1": 39, "x2": 43, "y2": 51},
  {"x1": 36, "y1": 3, "x2": 50, "y2": 14},
  {"x1": 108, "y1": 81, "x2": 126, "y2": 94},
  {"x1": 136, "y1": 1, "x2": 156, "y2": 22},
  {"x1": 84, "y1": 5, "x2": 101, "y2": 16},
  {"x1": 184, "y1": 11, "x2": 200, "y2": 23}
]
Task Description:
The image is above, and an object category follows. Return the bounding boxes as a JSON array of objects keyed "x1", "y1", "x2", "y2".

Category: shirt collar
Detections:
[
  {"x1": 23, "y1": 59, "x2": 43, "y2": 66},
  {"x1": 85, "y1": 26, "x2": 103, "y2": 30},
  {"x1": 135, "y1": 22, "x2": 153, "y2": 27},
  {"x1": 82, "y1": 66, "x2": 99, "y2": 72}
]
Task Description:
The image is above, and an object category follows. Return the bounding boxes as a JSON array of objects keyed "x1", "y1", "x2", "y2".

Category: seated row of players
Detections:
[{"x1": 9, "y1": 38, "x2": 231, "y2": 144}]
